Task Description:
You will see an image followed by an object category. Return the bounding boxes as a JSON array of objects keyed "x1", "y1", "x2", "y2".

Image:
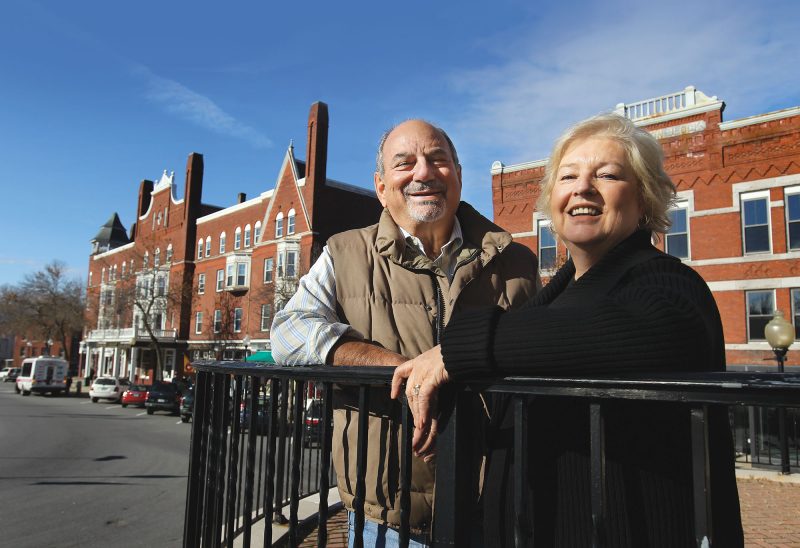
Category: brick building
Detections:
[
  {"x1": 492, "y1": 86, "x2": 800, "y2": 369},
  {"x1": 81, "y1": 102, "x2": 381, "y2": 382}
]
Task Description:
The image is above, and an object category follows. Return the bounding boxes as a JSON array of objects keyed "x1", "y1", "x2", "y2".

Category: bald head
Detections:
[{"x1": 376, "y1": 120, "x2": 459, "y2": 177}]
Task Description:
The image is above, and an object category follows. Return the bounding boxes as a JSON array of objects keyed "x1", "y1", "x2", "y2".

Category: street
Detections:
[{"x1": 0, "y1": 383, "x2": 190, "y2": 548}]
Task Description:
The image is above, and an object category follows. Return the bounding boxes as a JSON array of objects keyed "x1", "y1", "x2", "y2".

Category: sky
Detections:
[{"x1": 1, "y1": 0, "x2": 799, "y2": 287}]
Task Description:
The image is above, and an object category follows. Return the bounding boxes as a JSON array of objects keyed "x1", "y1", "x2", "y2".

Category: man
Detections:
[{"x1": 272, "y1": 119, "x2": 539, "y2": 546}]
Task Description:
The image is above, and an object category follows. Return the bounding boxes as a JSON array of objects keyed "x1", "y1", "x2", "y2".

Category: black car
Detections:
[
  {"x1": 180, "y1": 389, "x2": 194, "y2": 423},
  {"x1": 145, "y1": 382, "x2": 181, "y2": 415},
  {"x1": 303, "y1": 399, "x2": 325, "y2": 448}
]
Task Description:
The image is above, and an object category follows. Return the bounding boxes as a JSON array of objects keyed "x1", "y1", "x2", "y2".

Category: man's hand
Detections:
[{"x1": 390, "y1": 345, "x2": 450, "y2": 459}]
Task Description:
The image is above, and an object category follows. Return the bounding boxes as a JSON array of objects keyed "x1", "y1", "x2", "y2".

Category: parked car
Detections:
[
  {"x1": 15, "y1": 358, "x2": 69, "y2": 396},
  {"x1": 2, "y1": 367, "x2": 21, "y2": 383},
  {"x1": 180, "y1": 389, "x2": 194, "y2": 423},
  {"x1": 303, "y1": 399, "x2": 325, "y2": 448},
  {"x1": 89, "y1": 377, "x2": 129, "y2": 403},
  {"x1": 121, "y1": 384, "x2": 148, "y2": 408},
  {"x1": 146, "y1": 382, "x2": 181, "y2": 415}
]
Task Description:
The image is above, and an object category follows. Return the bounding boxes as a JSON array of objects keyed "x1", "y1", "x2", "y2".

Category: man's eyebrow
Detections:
[{"x1": 390, "y1": 152, "x2": 412, "y2": 163}]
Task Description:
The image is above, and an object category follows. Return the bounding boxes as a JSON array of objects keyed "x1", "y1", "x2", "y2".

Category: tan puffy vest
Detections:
[{"x1": 328, "y1": 203, "x2": 539, "y2": 532}]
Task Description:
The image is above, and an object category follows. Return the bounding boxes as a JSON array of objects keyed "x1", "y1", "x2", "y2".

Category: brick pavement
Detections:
[{"x1": 296, "y1": 476, "x2": 800, "y2": 547}]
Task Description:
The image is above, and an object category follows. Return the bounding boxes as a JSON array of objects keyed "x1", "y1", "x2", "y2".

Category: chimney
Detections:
[
  {"x1": 238, "y1": 192, "x2": 247, "y2": 204},
  {"x1": 133, "y1": 179, "x2": 154, "y2": 240},
  {"x1": 183, "y1": 152, "x2": 204, "y2": 262},
  {"x1": 303, "y1": 102, "x2": 329, "y2": 232}
]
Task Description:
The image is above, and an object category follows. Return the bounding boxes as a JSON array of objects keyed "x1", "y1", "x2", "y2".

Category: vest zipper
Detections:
[{"x1": 430, "y1": 275, "x2": 445, "y2": 344}]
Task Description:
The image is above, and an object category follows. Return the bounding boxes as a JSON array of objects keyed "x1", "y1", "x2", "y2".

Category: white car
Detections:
[{"x1": 89, "y1": 377, "x2": 129, "y2": 403}]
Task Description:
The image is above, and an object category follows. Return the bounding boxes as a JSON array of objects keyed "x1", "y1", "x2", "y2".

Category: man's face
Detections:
[{"x1": 374, "y1": 120, "x2": 462, "y2": 233}]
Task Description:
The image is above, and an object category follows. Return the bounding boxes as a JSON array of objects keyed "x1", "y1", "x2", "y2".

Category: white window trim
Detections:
[
  {"x1": 197, "y1": 239, "x2": 204, "y2": 260},
  {"x1": 219, "y1": 232, "x2": 226, "y2": 254},
  {"x1": 287, "y1": 208, "x2": 296, "y2": 235},
  {"x1": 264, "y1": 257, "x2": 274, "y2": 283},
  {"x1": 205, "y1": 237, "x2": 212, "y2": 257},
  {"x1": 260, "y1": 303, "x2": 271, "y2": 332},
  {"x1": 216, "y1": 269, "x2": 224, "y2": 292},
  {"x1": 785, "y1": 186, "x2": 800, "y2": 251},
  {"x1": 244, "y1": 224, "x2": 252, "y2": 248},
  {"x1": 666, "y1": 200, "x2": 691, "y2": 260},
  {"x1": 746, "y1": 289, "x2": 775, "y2": 341},
  {"x1": 275, "y1": 212, "x2": 284, "y2": 238},
  {"x1": 234, "y1": 227, "x2": 242, "y2": 250},
  {"x1": 198, "y1": 273, "x2": 206, "y2": 294},
  {"x1": 233, "y1": 307, "x2": 243, "y2": 333},
  {"x1": 536, "y1": 219, "x2": 556, "y2": 273},
  {"x1": 741, "y1": 190, "x2": 773, "y2": 255},
  {"x1": 195, "y1": 312, "x2": 203, "y2": 334}
]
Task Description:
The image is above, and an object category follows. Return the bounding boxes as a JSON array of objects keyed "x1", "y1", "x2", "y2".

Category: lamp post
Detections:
[
  {"x1": 214, "y1": 344, "x2": 221, "y2": 361},
  {"x1": 764, "y1": 310, "x2": 795, "y2": 474},
  {"x1": 45, "y1": 339, "x2": 53, "y2": 356},
  {"x1": 242, "y1": 335, "x2": 251, "y2": 359}
]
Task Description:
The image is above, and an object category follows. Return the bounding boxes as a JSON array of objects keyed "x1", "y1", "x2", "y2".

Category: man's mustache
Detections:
[{"x1": 403, "y1": 182, "x2": 447, "y2": 196}]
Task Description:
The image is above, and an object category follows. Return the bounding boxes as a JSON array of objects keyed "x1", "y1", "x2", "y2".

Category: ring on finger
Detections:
[{"x1": 412, "y1": 384, "x2": 421, "y2": 397}]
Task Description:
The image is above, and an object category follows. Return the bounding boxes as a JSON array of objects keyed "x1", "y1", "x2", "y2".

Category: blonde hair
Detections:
[{"x1": 537, "y1": 113, "x2": 676, "y2": 235}]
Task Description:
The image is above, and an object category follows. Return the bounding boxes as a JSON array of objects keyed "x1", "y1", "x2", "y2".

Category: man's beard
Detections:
[{"x1": 404, "y1": 182, "x2": 447, "y2": 223}]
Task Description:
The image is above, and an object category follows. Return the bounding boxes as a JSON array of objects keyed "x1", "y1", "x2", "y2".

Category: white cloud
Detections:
[
  {"x1": 448, "y1": 0, "x2": 800, "y2": 171},
  {"x1": 133, "y1": 65, "x2": 272, "y2": 149}
]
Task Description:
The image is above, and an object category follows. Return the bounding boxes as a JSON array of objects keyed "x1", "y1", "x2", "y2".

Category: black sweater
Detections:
[{"x1": 441, "y1": 230, "x2": 743, "y2": 547}]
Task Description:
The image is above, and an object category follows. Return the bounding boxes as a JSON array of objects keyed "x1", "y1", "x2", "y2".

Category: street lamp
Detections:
[
  {"x1": 26, "y1": 341, "x2": 32, "y2": 357},
  {"x1": 764, "y1": 310, "x2": 795, "y2": 474},
  {"x1": 213, "y1": 344, "x2": 221, "y2": 361},
  {"x1": 242, "y1": 335, "x2": 251, "y2": 359},
  {"x1": 46, "y1": 339, "x2": 53, "y2": 356}
]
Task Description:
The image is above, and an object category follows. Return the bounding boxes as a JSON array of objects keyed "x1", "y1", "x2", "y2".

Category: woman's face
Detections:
[{"x1": 550, "y1": 137, "x2": 643, "y2": 260}]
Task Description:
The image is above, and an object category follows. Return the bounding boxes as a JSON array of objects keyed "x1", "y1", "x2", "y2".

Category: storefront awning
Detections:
[{"x1": 245, "y1": 350, "x2": 275, "y2": 363}]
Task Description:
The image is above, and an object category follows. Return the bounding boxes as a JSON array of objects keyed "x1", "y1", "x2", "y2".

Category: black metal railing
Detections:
[{"x1": 183, "y1": 363, "x2": 800, "y2": 548}]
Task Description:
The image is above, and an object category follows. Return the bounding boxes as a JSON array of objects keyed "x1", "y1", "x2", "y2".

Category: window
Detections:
[
  {"x1": 197, "y1": 239, "x2": 204, "y2": 259},
  {"x1": 264, "y1": 258, "x2": 274, "y2": 283},
  {"x1": 213, "y1": 310, "x2": 222, "y2": 333},
  {"x1": 216, "y1": 269, "x2": 224, "y2": 292},
  {"x1": 260, "y1": 304, "x2": 272, "y2": 331},
  {"x1": 121, "y1": 262, "x2": 127, "y2": 278},
  {"x1": 275, "y1": 212, "x2": 284, "y2": 238},
  {"x1": 195, "y1": 312, "x2": 203, "y2": 334},
  {"x1": 226, "y1": 264, "x2": 235, "y2": 287},
  {"x1": 746, "y1": 290, "x2": 774, "y2": 341},
  {"x1": 198, "y1": 273, "x2": 206, "y2": 294},
  {"x1": 156, "y1": 276, "x2": 166, "y2": 297},
  {"x1": 286, "y1": 251, "x2": 297, "y2": 278},
  {"x1": 793, "y1": 289, "x2": 800, "y2": 339},
  {"x1": 742, "y1": 191, "x2": 771, "y2": 253},
  {"x1": 234, "y1": 227, "x2": 242, "y2": 250},
  {"x1": 143, "y1": 252, "x2": 149, "y2": 269},
  {"x1": 233, "y1": 308, "x2": 243, "y2": 332},
  {"x1": 287, "y1": 209, "x2": 296, "y2": 235},
  {"x1": 237, "y1": 263, "x2": 247, "y2": 286},
  {"x1": 254, "y1": 221, "x2": 262, "y2": 244},
  {"x1": 787, "y1": 187, "x2": 800, "y2": 250},
  {"x1": 154, "y1": 248, "x2": 161, "y2": 267},
  {"x1": 537, "y1": 220, "x2": 556, "y2": 271},
  {"x1": 277, "y1": 253, "x2": 284, "y2": 278},
  {"x1": 244, "y1": 224, "x2": 251, "y2": 247},
  {"x1": 205, "y1": 237, "x2": 212, "y2": 257},
  {"x1": 666, "y1": 202, "x2": 690, "y2": 259},
  {"x1": 219, "y1": 232, "x2": 226, "y2": 254},
  {"x1": 166, "y1": 244, "x2": 173, "y2": 263},
  {"x1": 101, "y1": 268, "x2": 105, "y2": 283}
]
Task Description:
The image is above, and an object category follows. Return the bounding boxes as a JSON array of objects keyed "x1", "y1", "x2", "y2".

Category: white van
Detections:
[{"x1": 15, "y1": 357, "x2": 69, "y2": 396}]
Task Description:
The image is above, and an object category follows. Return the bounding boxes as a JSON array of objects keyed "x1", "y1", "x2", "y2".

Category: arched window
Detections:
[
  {"x1": 234, "y1": 227, "x2": 242, "y2": 250},
  {"x1": 166, "y1": 244, "x2": 173, "y2": 263},
  {"x1": 154, "y1": 248, "x2": 161, "y2": 267},
  {"x1": 101, "y1": 267, "x2": 106, "y2": 283},
  {"x1": 244, "y1": 224, "x2": 252, "y2": 247},
  {"x1": 121, "y1": 262, "x2": 127, "y2": 278},
  {"x1": 89, "y1": 271, "x2": 93, "y2": 286},
  {"x1": 254, "y1": 221, "x2": 262, "y2": 244},
  {"x1": 275, "y1": 212, "x2": 284, "y2": 238},
  {"x1": 143, "y1": 251, "x2": 150, "y2": 269},
  {"x1": 205, "y1": 236, "x2": 212, "y2": 257},
  {"x1": 130, "y1": 259, "x2": 135, "y2": 273},
  {"x1": 219, "y1": 232, "x2": 226, "y2": 254},
  {"x1": 287, "y1": 209, "x2": 296, "y2": 235},
  {"x1": 197, "y1": 239, "x2": 204, "y2": 260}
]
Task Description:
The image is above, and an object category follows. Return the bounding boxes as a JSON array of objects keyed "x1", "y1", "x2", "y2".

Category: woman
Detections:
[{"x1": 391, "y1": 113, "x2": 743, "y2": 546}]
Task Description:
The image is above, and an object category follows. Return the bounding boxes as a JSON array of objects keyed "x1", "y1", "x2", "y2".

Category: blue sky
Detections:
[{"x1": 1, "y1": 0, "x2": 798, "y2": 286}]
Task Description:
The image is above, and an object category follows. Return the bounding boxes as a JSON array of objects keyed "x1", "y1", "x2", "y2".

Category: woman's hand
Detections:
[{"x1": 390, "y1": 345, "x2": 450, "y2": 459}]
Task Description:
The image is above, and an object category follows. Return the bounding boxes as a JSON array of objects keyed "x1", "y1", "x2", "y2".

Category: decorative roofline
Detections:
[
  {"x1": 719, "y1": 106, "x2": 800, "y2": 131},
  {"x1": 614, "y1": 86, "x2": 724, "y2": 127}
]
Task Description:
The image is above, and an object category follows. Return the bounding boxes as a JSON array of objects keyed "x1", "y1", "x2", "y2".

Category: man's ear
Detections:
[{"x1": 374, "y1": 171, "x2": 388, "y2": 207}]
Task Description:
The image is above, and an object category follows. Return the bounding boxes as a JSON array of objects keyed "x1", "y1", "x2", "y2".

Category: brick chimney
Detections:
[{"x1": 302, "y1": 102, "x2": 328, "y2": 231}]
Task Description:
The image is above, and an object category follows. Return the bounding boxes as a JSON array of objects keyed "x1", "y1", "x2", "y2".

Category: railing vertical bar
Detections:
[
  {"x1": 514, "y1": 396, "x2": 530, "y2": 547},
  {"x1": 289, "y1": 380, "x2": 306, "y2": 546},
  {"x1": 354, "y1": 385, "x2": 370, "y2": 548},
  {"x1": 255, "y1": 382, "x2": 267, "y2": 519},
  {"x1": 214, "y1": 375, "x2": 232, "y2": 546},
  {"x1": 242, "y1": 376, "x2": 260, "y2": 548},
  {"x1": 183, "y1": 369, "x2": 210, "y2": 548},
  {"x1": 690, "y1": 405, "x2": 712, "y2": 547},
  {"x1": 274, "y1": 380, "x2": 290, "y2": 523},
  {"x1": 236, "y1": 380, "x2": 248, "y2": 531},
  {"x1": 224, "y1": 376, "x2": 244, "y2": 547},
  {"x1": 399, "y1": 391, "x2": 413, "y2": 548},
  {"x1": 202, "y1": 374, "x2": 225, "y2": 547},
  {"x1": 317, "y1": 382, "x2": 334, "y2": 548},
  {"x1": 590, "y1": 402, "x2": 606, "y2": 548},
  {"x1": 262, "y1": 378, "x2": 279, "y2": 548}
]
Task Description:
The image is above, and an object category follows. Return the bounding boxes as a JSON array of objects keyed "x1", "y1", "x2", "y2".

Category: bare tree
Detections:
[{"x1": 0, "y1": 261, "x2": 84, "y2": 362}]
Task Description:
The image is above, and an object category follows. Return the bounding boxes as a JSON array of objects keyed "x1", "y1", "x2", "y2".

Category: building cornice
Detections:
[{"x1": 718, "y1": 106, "x2": 800, "y2": 131}]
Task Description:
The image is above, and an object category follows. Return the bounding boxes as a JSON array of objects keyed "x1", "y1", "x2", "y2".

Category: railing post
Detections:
[
  {"x1": 316, "y1": 382, "x2": 335, "y2": 548},
  {"x1": 273, "y1": 379, "x2": 289, "y2": 524},
  {"x1": 431, "y1": 387, "x2": 474, "y2": 546},
  {"x1": 241, "y1": 376, "x2": 259, "y2": 548},
  {"x1": 353, "y1": 385, "x2": 370, "y2": 548},
  {"x1": 590, "y1": 402, "x2": 606, "y2": 548},
  {"x1": 513, "y1": 397, "x2": 531, "y2": 546},
  {"x1": 183, "y1": 369, "x2": 210, "y2": 548},
  {"x1": 690, "y1": 405, "x2": 712, "y2": 547},
  {"x1": 289, "y1": 380, "x2": 306, "y2": 545}
]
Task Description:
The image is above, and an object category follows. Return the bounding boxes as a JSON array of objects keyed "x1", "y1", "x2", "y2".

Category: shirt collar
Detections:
[{"x1": 400, "y1": 217, "x2": 463, "y2": 278}]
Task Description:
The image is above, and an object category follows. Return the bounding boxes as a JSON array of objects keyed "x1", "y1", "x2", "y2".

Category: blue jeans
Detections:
[{"x1": 347, "y1": 511, "x2": 428, "y2": 548}]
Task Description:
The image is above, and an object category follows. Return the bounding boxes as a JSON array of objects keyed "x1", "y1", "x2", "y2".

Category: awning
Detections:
[{"x1": 245, "y1": 350, "x2": 275, "y2": 363}]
